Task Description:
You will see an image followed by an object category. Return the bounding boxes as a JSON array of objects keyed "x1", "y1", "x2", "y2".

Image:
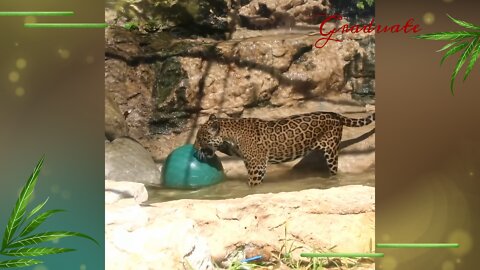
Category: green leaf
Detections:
[
  {"x1": 2, "y1": 157, "x2": 45, "y2": 251},
  {"x1": 436, "y1": 41, "x2": 459, "y2": 52},
  {"x1": 450, "y1": 37, "x2": 478, "y2": 94},
  {"x1": 1, "y1": 247, "x2": 74, "y2": 257},
  {"x1": 26, "y1": 197, "x2": 49, "y2": 220},
  {"x1": 464, "y1": 40, "x2": 480, "y2": 81},
  {"x1": 123, "y1": 22, "x2": 138, "y2": 30},
  {"x1": 0, "y1": 259, "x2": 42, "y2": 268},
  {"x1": 441, "y1": 42, "x2": 469, "y2": 65},
  {"x1": 447, "y1": 14, "x2": 480, "y2": 30},
  {"x1": 8, "y1": 231, "x2": 99, "y2": 248},
  {"x1": 415, "y1": 31, "x2": 477, "y2": 40},
  {"x1": 19, "y1": 210, "x2": 65, "y2": 237}
]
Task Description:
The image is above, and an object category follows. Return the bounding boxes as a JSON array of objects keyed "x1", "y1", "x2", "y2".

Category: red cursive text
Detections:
[{"x1": 315, "y1": 15, "x2": 422, "y2": 48}]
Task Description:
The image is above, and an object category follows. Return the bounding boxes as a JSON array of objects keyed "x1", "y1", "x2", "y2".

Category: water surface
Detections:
[{"x1": 147, "y1": 170, "x2": 375, "y2": 203}]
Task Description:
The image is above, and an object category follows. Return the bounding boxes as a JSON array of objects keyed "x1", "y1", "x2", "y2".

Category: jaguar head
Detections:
[{"x1": 194, "y1": 114, "x2": 223, "y2": 160}]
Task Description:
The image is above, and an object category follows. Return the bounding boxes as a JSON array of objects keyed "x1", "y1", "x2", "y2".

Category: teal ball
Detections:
[{"x1": 161, "y1": 144, "x2": 225, "y2": 189}]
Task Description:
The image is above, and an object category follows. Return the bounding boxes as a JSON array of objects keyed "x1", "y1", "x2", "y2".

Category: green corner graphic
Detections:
[
  {"x1": 0, "y1": 157, "x2": 98, "y2": 269},
  {"x1": 415, "y1": 15, "x2": 480, "y2": 95}
]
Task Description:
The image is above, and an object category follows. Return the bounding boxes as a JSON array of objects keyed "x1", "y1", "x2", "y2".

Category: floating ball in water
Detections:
[{"x1": 161, "y1": 144, "x2": 225, "y2": 189}]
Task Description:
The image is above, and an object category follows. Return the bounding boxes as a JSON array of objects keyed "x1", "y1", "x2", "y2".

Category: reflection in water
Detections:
[{"x1": 147, "y1": 170, "x2": 375, "y2": 203}]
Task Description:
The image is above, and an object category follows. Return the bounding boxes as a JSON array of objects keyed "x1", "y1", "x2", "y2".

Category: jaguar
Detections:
[{"x1": 194, "y1": 111, "x2": 375, "y2": 186}]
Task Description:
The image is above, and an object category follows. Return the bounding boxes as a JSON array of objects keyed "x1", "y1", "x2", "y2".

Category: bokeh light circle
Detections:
[
  {"x1": 16, "y1": 58, "x2": 27, "y2": 69},
  {"x1": 423, "y1": 12, "x2": 435, "y2": 25},
  {"x1": 442, "y1": 260, "x2": 455, "y2": 270},
  {"x1": 9, "y1": 71, "x2": 20, "y2": 82},
  {"x1": 448, "y1": 229, "x2": 473, "y2": 256},
  {"x1": 15, "y1": 87, "x2": 25, "y2": 97}
]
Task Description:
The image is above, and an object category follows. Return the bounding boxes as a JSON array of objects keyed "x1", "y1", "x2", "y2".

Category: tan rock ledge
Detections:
[{"x1": 105, "y1": 185, "x2": 375, "y2": 270}]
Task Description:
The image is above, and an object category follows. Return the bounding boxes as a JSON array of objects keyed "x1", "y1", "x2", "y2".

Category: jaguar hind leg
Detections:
[
  {"x1": 325, "y1": 146, "x2": 339, "y2": 175},
  {"x1": 312, "y1": 126, "x2": 343, "y2": 175}
]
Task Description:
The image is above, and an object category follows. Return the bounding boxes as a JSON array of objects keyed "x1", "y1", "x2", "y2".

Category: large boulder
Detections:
[
  {"x1": 105, "y1": 185, "x2": 375, "y2": 268},
  {"x1": 105, "y1": 138, "x2": 161, "y2": 185}
]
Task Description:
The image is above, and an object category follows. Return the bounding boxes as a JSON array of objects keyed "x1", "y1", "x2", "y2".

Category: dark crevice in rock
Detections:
[
  {"x1": 105, "y1": 27, "x2": 219, "y2": 65},
  {"x1": 257, "y1": 3, "x2": 273, "y2": 18},
  {"x1": 352, "y1": 92, "x2": 375, "y2": 103},
  {"x1": 291, "y1": 45, "x2": 313, "y2": 64},
  {"x1": 239, "y1": 0, "x2": 252, "y2": 6}
]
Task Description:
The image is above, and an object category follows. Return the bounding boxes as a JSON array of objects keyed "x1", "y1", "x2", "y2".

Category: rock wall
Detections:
[{"x1": 105, "y1": 28, "x2": 374, "y2": 137}]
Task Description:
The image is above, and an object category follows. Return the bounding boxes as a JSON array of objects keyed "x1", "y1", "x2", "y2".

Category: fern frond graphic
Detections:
[
  {"x1": 0, "y1": 157, "x2": 98, "y2": 269},
  {"x1": 415, "y1": 15, "x2": 480, "y2": 95}
]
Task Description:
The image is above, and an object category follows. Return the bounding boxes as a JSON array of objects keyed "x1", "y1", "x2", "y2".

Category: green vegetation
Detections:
[
  {"x1": 415, "y1": 15, "x2": 480, "y2": 95},
  {"x1": 123, "y1": 21, "x2": 139, "y2": 30},
  {"x1": 356, "y1": 0, "x2": 374, "y2": 10}
]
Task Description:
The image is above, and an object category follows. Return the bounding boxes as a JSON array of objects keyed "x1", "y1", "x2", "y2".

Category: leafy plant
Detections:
[
  {"x1": 227, "y1": 261, "x2": 262, "y2": 270},
  {"x1": 0, "y1": 157, "x2": 98, "y2": 268},
  {"x1": 123, "y1": 22, "x2": 139, "y2": 30},
  {"x1": 356, "y1": 0, "x2": 374, "y2": 10},
  {"x1": 415, "y1": 15, "x2": 480, "y2": 95},
  {"x1": 273, "y1": 223, "x2": 333, "y2": 269}
]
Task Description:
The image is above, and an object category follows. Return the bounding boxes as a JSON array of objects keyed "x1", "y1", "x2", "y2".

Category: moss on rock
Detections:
[{"x1": 151, "y1": 57, "x2": 190, "y2": 134}]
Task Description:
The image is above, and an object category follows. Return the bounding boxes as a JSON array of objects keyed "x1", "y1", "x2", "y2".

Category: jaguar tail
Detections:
[{"x1": 339, "y1": 113, "x2": 375, "y2": 127}]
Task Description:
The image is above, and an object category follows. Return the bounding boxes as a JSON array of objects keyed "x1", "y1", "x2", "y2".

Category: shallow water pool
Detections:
[{"x1": 146, "y1": 169, "x2": 375, "y2": 203}]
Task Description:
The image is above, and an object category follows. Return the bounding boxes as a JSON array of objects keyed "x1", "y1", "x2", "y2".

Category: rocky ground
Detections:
[{"x1": 106, "y1": 181, "x2": 375, "y2": 270}]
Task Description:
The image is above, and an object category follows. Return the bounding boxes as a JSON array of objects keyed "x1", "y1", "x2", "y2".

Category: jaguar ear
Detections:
[
  {"x1": 209, "y1": 114, "x2": 217, "y2": 121},
  {"x1": 208, "y1": 120, "x2": 220, "y2": 135}
]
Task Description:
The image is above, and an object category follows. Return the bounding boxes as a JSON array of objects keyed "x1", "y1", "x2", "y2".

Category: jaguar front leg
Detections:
[{"x1": 243, "y1": 154, "x2": 268, "y2": 187}]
